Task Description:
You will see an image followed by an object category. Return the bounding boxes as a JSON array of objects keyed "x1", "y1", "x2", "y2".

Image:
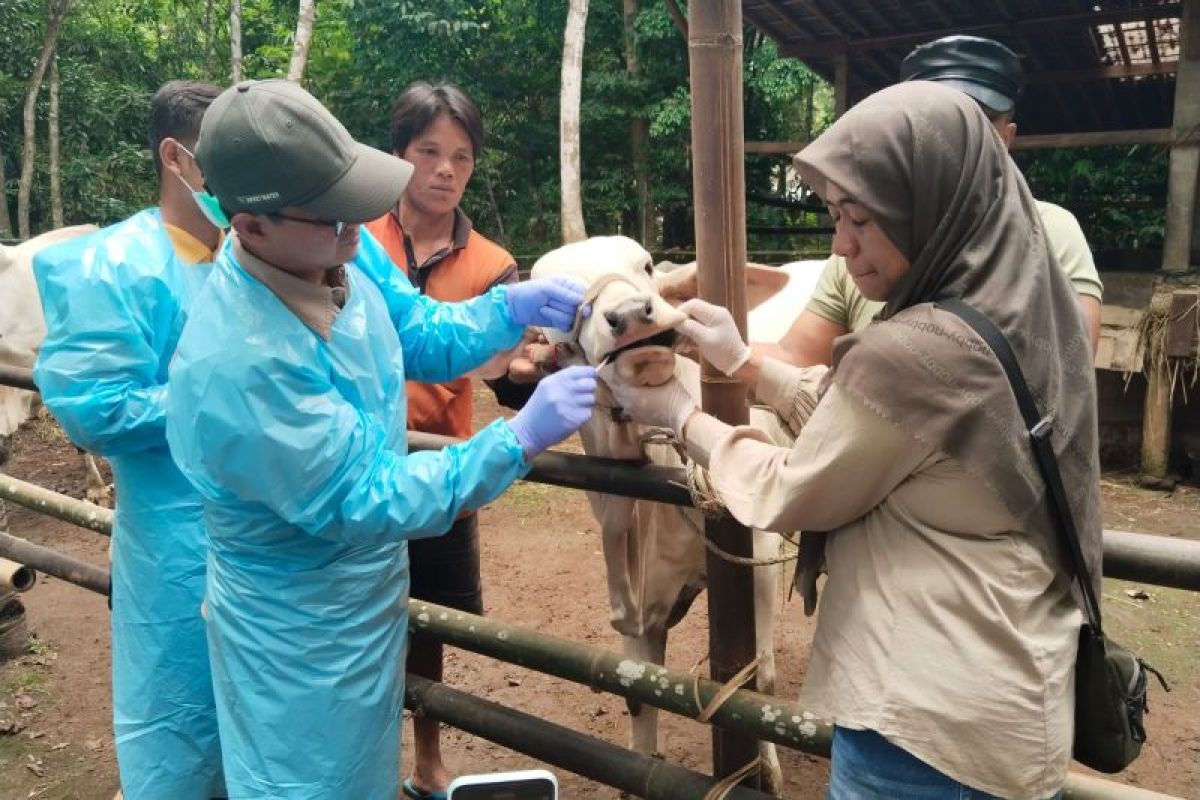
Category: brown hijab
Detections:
[{"x1": 794, "y1": 81, "x2": 1102, "y2": 601}]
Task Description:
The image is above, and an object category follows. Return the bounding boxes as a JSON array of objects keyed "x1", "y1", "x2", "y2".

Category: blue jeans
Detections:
[{"x1": 828, "y1": 727, "x2": 1059, "y2": 800}]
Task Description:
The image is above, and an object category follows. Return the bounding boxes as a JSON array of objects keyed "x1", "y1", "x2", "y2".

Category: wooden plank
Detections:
[
  {"x1": 778, "y1": 3, "x2": 1183, "y2": 58},
  {"x1": 746, "y1": 129, "x2": 1175, "y2": 156},
  {"x1": 1096, "y1": 327, "x2": 1145, "y2": 373},
  {"x1": 1010, "y1": 129, "x2": 1173, "y2": 150},
  {"x1": 1034, "y1": 61, "x2": 1179, "y2": 84},
  {"x1": 745, "y1": 140, "x2": 805, "y2": 155},
  {"x1": 1101, "y1": 305, "x2": 1146, "y2": 329},
  {"x1": 1164, "y1": 290, "x2": 1199, "y2": 356}
]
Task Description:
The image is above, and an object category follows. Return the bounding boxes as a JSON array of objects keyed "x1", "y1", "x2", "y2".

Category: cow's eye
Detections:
[{"x1": 643, "y1": 263, "x2": 653, "y2": 276}]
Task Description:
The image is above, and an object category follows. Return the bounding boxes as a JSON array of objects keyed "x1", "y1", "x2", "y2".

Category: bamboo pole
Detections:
[
  {"x1": 410, "y1": 431, "x2": 692, "y2": 506},
  {"x1": 0, "y1": 473, "x2": 113, "y2": 536},
  {"x1": 0, "y1": 531, "x2": 108, "y2": 595},
  {"x1": 1103, "y1": 529, "x2": 1200, "y2": 590},
  {"x1": 411, "y1": 600, "x2": 835, "y2": 753},
  {"x1": 0, "y1": 537, "x2": 1184, "y2": 800},
  {"x1": 687, "y1": 0, "x2": 761, "y2": 786},
  {"x1": 0, "y1": 364, "x2": 37, "y2": 392},
  {"x1": 3, "y1": 369, "x2": 1200, "y2": 590},
  {"x1": 0, "y1": 558, "x2": 36, "y2": 593},
  {"x1": 1162, "y1": 0, "x2": 1200, "y2": 271},
  {"x1": 405, "y1": 674, "x2": 776, "y2": 800}
]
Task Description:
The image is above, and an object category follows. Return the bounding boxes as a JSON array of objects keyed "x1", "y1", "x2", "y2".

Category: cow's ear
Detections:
[{"x1": 654, "y1": 261, "x2": 698, "y2": 305}]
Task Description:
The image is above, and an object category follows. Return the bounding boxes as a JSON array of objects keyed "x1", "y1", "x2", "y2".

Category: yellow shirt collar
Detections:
[{"x1": 164, "y1": 223, "x2": 223, "y2": 265}]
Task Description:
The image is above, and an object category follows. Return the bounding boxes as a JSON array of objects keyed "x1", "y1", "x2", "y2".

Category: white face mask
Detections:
[{"x1": 174, "y1": 143, "x2": 230, "y2": 229}]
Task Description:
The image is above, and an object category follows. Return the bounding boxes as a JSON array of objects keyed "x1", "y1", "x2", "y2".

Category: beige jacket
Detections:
[{"x1": 684, "y1": 358, "x2": 1080, "y2": 799}]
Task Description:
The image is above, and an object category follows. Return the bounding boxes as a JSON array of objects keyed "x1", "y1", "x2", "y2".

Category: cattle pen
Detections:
[
  {"x1": 2, "y1": 362, "x2": 1199, "y2": 800},
  {"x1": 2, "y1": 0, "x2": 1199, "y2": 796}
]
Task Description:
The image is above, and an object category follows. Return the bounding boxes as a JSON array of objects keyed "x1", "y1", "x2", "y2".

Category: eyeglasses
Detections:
[{"x1": 269, "y1": 212, "x2": 347, "y2": 237}]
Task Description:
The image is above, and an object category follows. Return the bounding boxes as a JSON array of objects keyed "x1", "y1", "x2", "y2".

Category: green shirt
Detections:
[{"x1": 806, "y1": 200, "x2": 1104, "y2": 332}]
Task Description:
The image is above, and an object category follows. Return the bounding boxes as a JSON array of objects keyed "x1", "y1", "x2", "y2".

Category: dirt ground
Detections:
[{"x1": 0, "y1": 389, "x2": 1197, "y2": 800}]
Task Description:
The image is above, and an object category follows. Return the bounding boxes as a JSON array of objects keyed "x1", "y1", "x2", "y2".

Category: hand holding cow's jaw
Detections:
[{"x1": 603, "y1": 368, "x2": 698, "y2": 434}]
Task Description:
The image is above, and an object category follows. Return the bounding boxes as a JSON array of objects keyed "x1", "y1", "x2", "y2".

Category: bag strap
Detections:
[{"x1": 936, "y1": 299, "x2": 1103, "y2": 633}]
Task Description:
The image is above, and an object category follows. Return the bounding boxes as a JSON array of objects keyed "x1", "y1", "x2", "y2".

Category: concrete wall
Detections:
[{"x1": 1098, "y1": 369, "x2": 1200, "y2": 481}]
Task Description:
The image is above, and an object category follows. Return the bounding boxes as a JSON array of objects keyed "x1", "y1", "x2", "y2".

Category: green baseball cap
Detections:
[{"x1": 195, "y1": 79, "x2": 413, "y2": 224}]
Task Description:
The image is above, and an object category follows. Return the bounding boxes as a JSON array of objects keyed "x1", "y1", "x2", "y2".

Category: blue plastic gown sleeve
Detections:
[
  {"x1": 169, "y1": 352, "x2": 530, "y2": 544},
  {"x1": 354, "y1": 230, "x2": 525, "y2": 383},
  {"x1": 34, "y1": 250, "x2": 173, "y2": 457}
]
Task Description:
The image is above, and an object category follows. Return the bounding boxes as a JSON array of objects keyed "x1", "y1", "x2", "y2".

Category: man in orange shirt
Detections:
[{"x1": 365, "y1": 82, "x2": 531, "y2": 800}]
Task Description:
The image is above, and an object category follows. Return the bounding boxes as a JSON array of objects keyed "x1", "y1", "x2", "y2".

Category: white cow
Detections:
[
  {"x1": 0, "y1": 225, "x2": 110, "y2": 506},
  {"x1": 530, "y1": 236, "x2": 823, "y2": 793}
]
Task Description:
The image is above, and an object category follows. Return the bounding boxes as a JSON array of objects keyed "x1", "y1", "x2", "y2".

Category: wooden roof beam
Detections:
[
  {"x1": 1034, "y1": 60, "x2": 1179, "y2": 83},
  {"x1": 922, "y1": 0, "x2": 962, "y2": 29},
  {"x1": 788, "y1": 0, "x2": 900, "y2": 101},
  {"x1": 745, "y1": 128, "x2": 1176, "y2": 156},
  {"x1": 1147, "y1": 13, "x2": 1162, "y2": 65},
  {"x1": 779, "y1": 3, "x2": 1182, "y2": 58},
  {"x1": 1113, "y1": 22, "x2": 1150, "y2": 129}
]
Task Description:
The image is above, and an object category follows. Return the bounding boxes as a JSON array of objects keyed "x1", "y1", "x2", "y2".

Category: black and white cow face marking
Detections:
[{"x1": 531, "y1": 236, "x2": 685, "y2": 387}]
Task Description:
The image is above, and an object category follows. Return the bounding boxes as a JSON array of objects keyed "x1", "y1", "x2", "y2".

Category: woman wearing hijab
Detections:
[{"x1": 608, "y1": 81, "x2": 1100, "y2": 799}]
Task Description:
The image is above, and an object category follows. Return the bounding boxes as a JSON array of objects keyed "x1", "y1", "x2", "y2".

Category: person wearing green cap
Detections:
[
  {"x1": 767, "y1": 35, "x2": 1103, "y2": 368},
  {"x1": 163, "y1": 79, "x2": 596, "y2": 798}
]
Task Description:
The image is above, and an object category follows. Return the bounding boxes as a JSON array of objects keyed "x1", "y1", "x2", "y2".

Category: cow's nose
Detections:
[
  {"x1": 604, "y1": 310, "x2": 626, "y2": 336},
  {"x1": 641, "y1": 300, "x2": 653, "y2": 321}
]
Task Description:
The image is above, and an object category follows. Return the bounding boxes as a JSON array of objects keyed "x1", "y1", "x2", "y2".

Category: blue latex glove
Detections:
[
  {"x1": 506, "y1": 276, "x2": 588, "y2": 331},
  {"x1": 506, "y1": 365, "x2": 598, "y2": 458}
]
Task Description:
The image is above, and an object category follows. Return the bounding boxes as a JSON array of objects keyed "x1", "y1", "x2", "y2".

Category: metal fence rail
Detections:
[
  {"x1": 0, "y1": 527, "x2": 1181, "y2": 800},
  {"x1": 0, "y1": 365, "x2": 1195, "y2": 799}
]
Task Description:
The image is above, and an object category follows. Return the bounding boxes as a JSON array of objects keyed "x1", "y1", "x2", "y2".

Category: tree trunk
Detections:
[
  {"x1": 230, "y1": 0, "x2": 244, "y2": 83},
  {"x1": 287, "y1": 0, "x2": 317, "y2": 83},
  {"x1": 559, "y1": 0, "x2": 588, "y2": 244},
  {"x1": 482, "y1": 165, "x2": 507, "y2": 244},
  {"x1": 49, "y1": 54, "x2": 63, "y2": 229},
  {"x1": 17, "y1": 0, "x2": 72, "y2": 239},
  {"x1": 801, "y1": 78, "x2": 814, "y2": 141},
  {"x1": 0, "y1": 146, "x2": 12, "y2": 237},
  {"x1": 204, "y1": 0, "x2": 215, "y2": 79},
  {"x1": 664, "y1": 0, "x2": 688, "y2": 41},
  {"x1": 623, "y1": 0, "x2": 653, "y2": 247}
]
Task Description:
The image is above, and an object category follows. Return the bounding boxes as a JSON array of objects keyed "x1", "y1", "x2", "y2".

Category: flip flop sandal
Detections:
[{"x1": 402, "y1": 777, "x2": 448, "y2": 800}]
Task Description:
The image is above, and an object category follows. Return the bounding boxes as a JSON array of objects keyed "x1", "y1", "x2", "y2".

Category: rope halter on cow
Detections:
[{"x1": 565, "y1": 272, "x2": 644, "y2": 352}]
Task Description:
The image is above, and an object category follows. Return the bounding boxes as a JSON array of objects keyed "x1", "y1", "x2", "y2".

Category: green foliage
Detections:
[
  {"x1": 1016, "y1": 145, "x2": 1167, "y2": 253},
  {"x1": 0, "y1": 0, "x2": 1162, "y2": 261}
]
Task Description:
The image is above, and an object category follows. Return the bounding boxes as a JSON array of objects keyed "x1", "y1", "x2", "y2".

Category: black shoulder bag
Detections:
[{"x1": 937, "y1": 299, "x2": 1169, "y2": 774}]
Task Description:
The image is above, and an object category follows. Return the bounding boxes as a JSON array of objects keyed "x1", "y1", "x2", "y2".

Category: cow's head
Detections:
[{"x1": 530, "y1": 236, "x2": 687, "y2": 387}]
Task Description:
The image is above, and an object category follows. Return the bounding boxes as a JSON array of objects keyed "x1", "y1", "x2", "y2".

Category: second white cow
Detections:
[{"x1": 0, "y1": 225, "x2": 109, "y2": 507}]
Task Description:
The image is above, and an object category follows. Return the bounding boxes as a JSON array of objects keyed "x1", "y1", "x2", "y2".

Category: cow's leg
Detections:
[
  {"x1": 622, "y1": 626, "x2": 667, "y2": 759},
  {"x1": 753, "y1": 529, "x2": 784, "y2": 795},
  {"x1": 82, "y1": 452, "x2": 112, "y2": 508}
]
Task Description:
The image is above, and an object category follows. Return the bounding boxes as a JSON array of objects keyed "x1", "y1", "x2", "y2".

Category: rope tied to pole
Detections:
[
  {"x1": 702, "y1": 756, "x2": 763, "y2": 800},
  {"x1": 639, "y1": 428, "x2": 800, "y2": 568},
  {"x1": 687, "y1": 651, "x2": 765, "y2": 800}
]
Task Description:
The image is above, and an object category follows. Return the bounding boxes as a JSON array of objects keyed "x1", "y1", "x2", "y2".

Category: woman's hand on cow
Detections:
[
  {"x1": 607, "y1": 375, "x2": 699, "y2": 434},
  {"x1": 677, "y1": 299, "x2": 752, "y2": 376},
  {"x1": 505, "y1": 276, "x2": 590, "y2": 332}
]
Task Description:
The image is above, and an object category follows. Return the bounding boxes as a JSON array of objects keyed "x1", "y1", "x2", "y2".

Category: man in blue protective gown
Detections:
[
  {"x1": 33, "y1": 81, "x2": 226, "y2": 799},
  {"x1": 164, "y1": 79, "x2": 597, "y2": 799}
]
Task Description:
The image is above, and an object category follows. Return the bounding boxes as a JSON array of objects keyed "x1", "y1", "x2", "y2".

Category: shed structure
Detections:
[{"x1": 739, "y1": 0, "x2": 1199, "y2": 479}]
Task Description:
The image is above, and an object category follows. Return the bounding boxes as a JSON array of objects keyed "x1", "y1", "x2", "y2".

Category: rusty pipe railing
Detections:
[{"x1": 0, "y1": 534, "x2": 1182, "y2": 800}]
